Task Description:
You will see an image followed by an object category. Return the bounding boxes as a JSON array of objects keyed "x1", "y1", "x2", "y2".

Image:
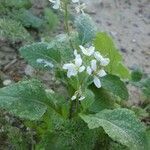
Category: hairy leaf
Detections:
[
  {"x1": 101, "y1": 74, "x2": 129, "y2": 100},
  {"x1": 1, "y1": 0, "x2": 32, "y2": 9},
  {"x1": 139, "y1": 77, "x2": 150, "y2": 99},
  {"x1": 44, "y1": 8, "x2": 59, "y2": 30},
  {"x1": 20, "y1": 42, "x2": 61, "y2": 70},
  {"x1": 94, "y1": 32, "x2": 130, "y2": 79},
  {"x1": 37, "y1": 118, "x2": 99, "y2": 150},
  {"x1": 75, "y1": 14, "x2": 97, "y2": 44},
  {"x1": 0, "y1": 80, "x2": 48, "y2": 120},
  {"x1": 51, "y1": 33, "x2": 79, "y2": 62},
  {"x1": 80, "y1": 108, "x2": 146, "y2": 150},
  {"x1": 0, "y1": 18, "x2": 32, "y2": 43},
  {"x1": 145, "y1": 129, "x2": 150, "y2": 150},
  {"x1": 81, "y1": 89, "x2": 95, "y2": 110},
  {"x1": 9, "y1": 9, "x2": 43, "y2": 29},
  {"x1": 89, "y1": 87, "x2": 115, "y2": 113},
  {"x1": 131, "y1": 67, "x2": 143, "y2": 82}
]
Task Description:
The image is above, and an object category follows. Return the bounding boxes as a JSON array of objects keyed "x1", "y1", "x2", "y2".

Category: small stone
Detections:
[
  {"x1": 131, "y1": 49, "x2": 135, "y2": 52},
  {"x1": 110, "y1": 31, "x2": 118, "y2": 37},
  {"x1": 120, "y1": 48, "x2": 127, "y2": 53},
  {"x1": 3, "y1": 79, "x2": 12, "y2": 86},
  {"x1": 25, "y1": 65, "x2": 35, "y2": 76},
  {"x1": 132, "y1": 39, "x2": 136, "y2": 43}
]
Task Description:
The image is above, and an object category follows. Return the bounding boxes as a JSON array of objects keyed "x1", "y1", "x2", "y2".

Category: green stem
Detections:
[
  {"x1": 64, "y1": 0, "x2": 74, "y2": 50},
  {"x1": 63, "y1": 0, "x2": 75, "y2": 119}
]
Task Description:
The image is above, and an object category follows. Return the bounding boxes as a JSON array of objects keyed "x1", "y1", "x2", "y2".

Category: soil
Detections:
[{"x1": 85, "y1": 0, "x2": 150, "y2": 73}]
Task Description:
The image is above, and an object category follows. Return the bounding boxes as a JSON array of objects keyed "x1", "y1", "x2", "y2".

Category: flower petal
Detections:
[
  {"x1": 75, "y1": 54, "x2": 82, "y2": 67},
  {"x1": 79, "y1": 96, "x2": 85, "y2": 101},
  {"x1": 79, "y1": 66, "x2": 85, "y2": 72},
  {"x1": 91, "y1": 59, "x2": 97, "y2": 71},
  {"x1": 72, "y1": 0, "x2": 79, "y2": 3},
  {"x1": 49, "y1": 0, "x2": 60, "y2": 9},
  {"x1": 93, "y1": 76, "x2": 101, "y2": 88},
  {"x1": 63, "y1": 63, "x2": 74, "y2": 70},
  {"x1": 79, "y1": 45, "x2": 88, "y2": 55},
  {"x1": 94, "y1": 51, "x2": 103, "y2": 61},
  {"x1": 67, "y1": 68, "x2": 77, "y2": 78},
  {"x1": 71, "y1": 95, "x2": 77, "y2": 100},
  {"x1": 87, "y1": 66, "x2": 92, "y2": 75},
  {"x1": 97, "y1": 69, "x2": 107, "y2": 77},
  {"x1": 79, "y1": 45, "x2": 94, "y2": 56},
  {"x1": 87, "y1": 46, "x2": 95, "y2": 55},
  {"x1": 100, "y1": 58, "x2": 110, "y2": 66},
  {"x1": 74, "y1": 49, "x2": 78, "y2": 57}
]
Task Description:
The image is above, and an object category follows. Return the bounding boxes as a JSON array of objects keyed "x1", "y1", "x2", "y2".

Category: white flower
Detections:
[
  {"x1": 100, "y1": 58, "x2": 110, "y2": 66},
  {"x1": 75, "y1": 3, "x2": 86, "y2": 13},
  {"x1": 93, "y1": 76, "x2": 101, "y2": 88},
  {"x1": 94, "y1": 51, "x2": 110, "y2": 66},
  {"x1": 71, "y1": 91, "x2": 85, "y2": 101},
  {"x1": 87, "y1": 66, "x2": 92, "y2": 75},
  {"x1": 36, "y1": 58, "x2": 54, "y2": 68},
  {"x1": 71, "y1": 94, "x2": 77, "y2": 100},
  {"x1": 79, "y1": 96, "x2": 85, "y2": 101},
  {"x1": 87, "y1": 59, "x2": 107, "y2": 88},
  {"x1": 79, "y1": 45, "x2": 95, "y2": 56},
  {"x1": 72, "y1": 0, "x2": 79, "y2": 3},
  {"x1": 91, "y1": 59, "x2": 97, "y2": 71},
  {"x1": 97, "y1": 69, "x2": 107, "y2": 77},
  {"x1": 49, "y1": 0, "x2": 60, "y2": 9},
  {"x1": 63, "y1": 52, "x2": 85, "y2": 78}
]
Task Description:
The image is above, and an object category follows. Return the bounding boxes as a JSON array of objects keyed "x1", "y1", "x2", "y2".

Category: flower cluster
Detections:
[
  {"x1": 49, "y1": 0, "x2": 86, "y2": 13},
  {"x1": 63, "y1": 45, "x2": 110, "y2": 88}
]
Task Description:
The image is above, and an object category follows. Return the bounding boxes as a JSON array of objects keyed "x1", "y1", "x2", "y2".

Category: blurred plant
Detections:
[
  {"x1": 130, "y1": 67, "x2": 150, "y2": 121},
  {"x1": 0, "y1": 18, "x2": 32, "y2": 43},
  {"x1": 0, "y1": 0, "x2": 59, "y2": 44}
]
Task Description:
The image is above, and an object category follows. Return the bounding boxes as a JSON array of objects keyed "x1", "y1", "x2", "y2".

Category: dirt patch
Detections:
[{"x1": 85, "y1": 0, "x2": 150, "y2": 74}]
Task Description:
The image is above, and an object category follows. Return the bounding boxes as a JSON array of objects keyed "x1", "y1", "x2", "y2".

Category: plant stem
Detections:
[
  {"x1": 64, "y1": 0, "x2": 74, "y2": 50},
  {"x1": 63, "y1": 0, "x2": 75, "y2": 119}
]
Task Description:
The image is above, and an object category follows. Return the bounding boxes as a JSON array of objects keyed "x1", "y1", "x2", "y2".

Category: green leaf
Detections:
[
  {"x1": 101, "y1": 74, "x2": 129, "y2": 100},
  {"x1": 139, "y1": 77, "x2": 150, "y2": 99},
  {"x1": 145, "y1": 129, "x2": 150, "y2": 150},
  {"x1": 131, "y1": 67, "x2": 143, "y2": 82},
  {"x1": 131, "y1": 106, "x2": 149, "y2": 119},
  {"x1": 81, "y1": 89, "x2": 95, "y2": 110},
  {"x1": 1, "y1": 0, "x2": 32, "y2": 9},
  {"x1": 44, "y1": 8, "x2": 59, "y2": 30},
  {"x1": 46, "y1": 90, "x2": 70, "y2": 118},
  {"x1": 20, "y1": 42, "x2": 61, "y2": 70},
  {"x1": 52, "y1": 33, "x2": 79, "y2": 62},
  {"x1": 36, "y1": 118, "x2": 98, "y2": 150},
  {"x1": 0, "y1": 18, "x2": 32, "y2": 43},
  {"x1": 89, "y1": 87, "x2": 115, "y2": 113},
  {"x1": 9, "y1": 9, "x2": 43, "y2": 29},
  {"x1": 0, "y1": 80, "x2": 48, "y2": 120},
  {"x1": 94, "y1": 32, "x2": 130, "y2": 79},
  {"x1": 80, "y1": 108, "x2": 146, "y2": 150},
  {"x1": 75, "y1": 14, "x2": 97, "y2": 44}
]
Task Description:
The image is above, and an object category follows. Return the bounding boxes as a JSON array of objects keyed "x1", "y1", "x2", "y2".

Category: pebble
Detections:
[
  {"x1": 120, "y1": 48, "x2": 127, "y2": 53},
  {"x1": 132, "y1": 39, "x2": 136, "y2": 43},
  {"x1": 25, "y1": 65, "x2": 36, "y2": 76},
  {"x1": 3, "y1": 79, "x2": 12, "y2": 86}
]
